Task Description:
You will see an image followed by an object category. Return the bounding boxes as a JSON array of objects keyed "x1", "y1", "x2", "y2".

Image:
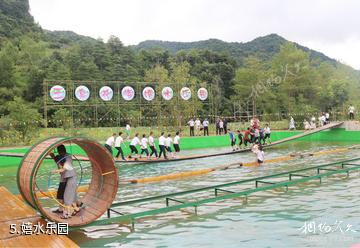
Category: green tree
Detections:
[
  {"x1": 143, "y1": 64, "x2": 169, "y2": 126},
  {"x1": 51, "y1": 108, "x2": 73, "y2": 130},
  {"x1": 270, "y1": 42, "x2": 317, "y2": 113},
  {"x1": 232, "y1": 56, "x2": 274, "y2": 116},
  {"x1": 6, "y1": 97, "x2": 42, "y2": 142},
  {"x1": 170, "y1": 61, "x2": 201, "y2": 126},
  {"x1": 0, "y1": 41, "x2": 20, "y2": 114},
  {"x1": 46, "y1": 60, "x2": 71, "y2": 79}
]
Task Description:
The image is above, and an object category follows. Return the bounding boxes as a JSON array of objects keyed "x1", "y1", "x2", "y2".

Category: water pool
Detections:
[{"x1": 1, "y1": 141, "x2": 360, "y2": 247}]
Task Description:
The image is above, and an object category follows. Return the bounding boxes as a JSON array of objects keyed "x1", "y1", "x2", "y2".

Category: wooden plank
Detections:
[
  {"x1": 0, "y1": 187, "x2": 37, "y2": 222},
  {"x1": 267, "y1": 121, "x2": 343, "y2": 147},
  {"x1": 0, "y1": 187, "x2": 79, "y2": 247}
]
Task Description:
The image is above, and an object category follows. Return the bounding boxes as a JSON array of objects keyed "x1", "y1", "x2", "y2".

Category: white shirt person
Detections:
[
  {"x1": 105, "y1": 133, "x2": 116, "y2": 154},
  {"x1": 140, "y1": 135, "x2": 149, "y2": 159},
  {"x1": 158, "y1": 133, "x2": 167, "y2": 159},
  {"x1": 188, "y1": 119, "x2": 195, "y2": 136},
  {"x1": 148, "y1": 132, "x2": 158, "y2": 158},
  {"x1": 114, "y1": 132, "x2": 126, "y2": 160},
  {"x1": 195, "y1": 118, "x2": 201, "y2": 136},
  {"x1": 173, "y1": 132, "x2": 181, "y2": 157},
  {"x1": 129, "y1": 134, "x2": 141, "y2": 157},
  {"x1": 165, "y1": 135, "x2": 174, "y2": 158}
]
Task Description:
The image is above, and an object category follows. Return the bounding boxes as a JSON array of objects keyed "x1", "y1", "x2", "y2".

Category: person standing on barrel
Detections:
[{"x1": 51, "y1": 145, "x2": 80, "y2": 219}]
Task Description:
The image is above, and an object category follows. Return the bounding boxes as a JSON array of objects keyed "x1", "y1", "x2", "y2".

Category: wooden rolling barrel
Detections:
[{"x1": 17, "y1": 137, "x2": 118, "y2": 227}]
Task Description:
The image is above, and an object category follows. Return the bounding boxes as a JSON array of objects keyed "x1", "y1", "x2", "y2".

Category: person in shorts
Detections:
[{"x1": 165, "y1": 134, "x2": 174, "y2": 158}]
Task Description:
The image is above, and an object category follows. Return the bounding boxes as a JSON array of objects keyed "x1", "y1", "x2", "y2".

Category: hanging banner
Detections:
[
  {"x1": 121, "y1": 86, "x2": 135, "y2": 101},
  {"x1": 99, "y1": 86, "x2": 113, "y2": 101},
  {"x1": 49, "y1": 85, "x2": 66, "y2": 101},
  {"x1": 75, "y1": 85, "x2": 90, "y2": 101},
  {"x1": 197, "y1": 87, "x2": 208, "y2": 101},
  {"x1": 142, "y1": 86, "x2": 155, "y2": 101},
  {"x1": 180, "y1": 87, "x2": 191, "y2": 100},
  {"x1": 162, "y1": 87, "x2": 174, "y2": 101}
]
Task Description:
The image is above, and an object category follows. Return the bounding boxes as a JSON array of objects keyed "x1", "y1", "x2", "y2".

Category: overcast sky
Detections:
[{"x1": 28, "y1": 0, "x2": 360, "y2": 69}]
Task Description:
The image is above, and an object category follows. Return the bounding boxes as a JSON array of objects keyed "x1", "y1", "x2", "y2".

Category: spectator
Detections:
[
  {"x1": 188, "y1": 119, "x2": 195, "y2": 136},
  {"x1": 349, "y1": 105, "x2": 355, "y2": 120},
  {"x1": 203, "y1": 119, "x2": 209, "y2": 136}
]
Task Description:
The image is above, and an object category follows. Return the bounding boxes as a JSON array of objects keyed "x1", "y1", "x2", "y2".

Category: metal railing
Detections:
[{"x1": 74, "y1": 157, "x2": 360, "y2": 229}]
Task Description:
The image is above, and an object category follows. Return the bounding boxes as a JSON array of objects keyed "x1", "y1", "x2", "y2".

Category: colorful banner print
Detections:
[
  {"x1": 99, "y1": 86, "x2": 113, "y2": 101},
  {"x1": 162, "y1": 87, "x2": 174, "y2": 101},
  {"x1": 121, "y1": 86, "x2": 135, "y2": 101},
  {"x1": 142, "y1": 86, "x2": 155, "y2": 101},
  {"x1": 197, "y1": 87, "x2": 208, "y2": 101},
  {"x1": 180, "y1": 87, "x2": 191, "y2": 100},
  {"x1": 75, "y1": 85, "x2": 90, "y2": 101},
  {"x1": 49, "y1": 85, "x2": 66, "y2": 101}
]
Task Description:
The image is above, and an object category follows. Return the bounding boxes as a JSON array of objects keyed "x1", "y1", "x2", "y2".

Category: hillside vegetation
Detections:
[{"x1": 0, "y1": 0, "x2": 360, "y2": 145}]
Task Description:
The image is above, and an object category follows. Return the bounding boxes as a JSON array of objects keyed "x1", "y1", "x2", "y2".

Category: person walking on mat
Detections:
[
  {"x1": 173, "y1": 132, "x2": 181, "y2": 158},
  {"x1": 158, "y1": 132, "x2": 167, "y2": 159},
  {"x1": 140, "y1": 134, "x2": 150, "y2": 159},
  {"x1": 115, "y1": 132, "x2": 126, "y2": 160},
  {"x1": 228, "y1": 129, "x2": 236, "y2": 151},
  {"x1": 148, "y1": 132, "x2": 158, "y2": 159},
  {"x1": 104, "y1": 133, "x2": 116, "y2": 155},
  {"x1": 129, "y1": 133, "x2": 141, "y2": 158}
]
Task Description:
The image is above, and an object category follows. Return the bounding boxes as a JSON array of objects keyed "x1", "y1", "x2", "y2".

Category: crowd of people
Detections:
[
  {"x1": 188, "y1": 116, "x2": 269, "y2": 163},
  {"x1": 301, "y1": 112, "x2": 330, "y2": 130},
  {"x1": 105, "y1": 131, "x2": 181, "y2": 160},
  {"x1": 294, "y1": 105, "x2": 357, "y2": 131},
  {"x1": 48, "y1": 106, "x2": 359, "y2": 218},
  {"x1": 187, "y1": 117, "x2": 231, "y2": 136},
  {"x1": 187, "y1": 118, "x2": 210, "y2": 136},
  {"x1": 106, "y1": 117, "x2": 271, "y2": 163},
  {"x1": 226, "y1": 116, "x2": 270, "y2": 164},
  {"x1": 103, "y1": 105, "x2": 359, "y2": 165}
]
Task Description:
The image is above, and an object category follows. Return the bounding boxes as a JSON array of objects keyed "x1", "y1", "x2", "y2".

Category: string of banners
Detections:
[{"x1": 49, "y1": 85, "x2": 209, "y2": 102}]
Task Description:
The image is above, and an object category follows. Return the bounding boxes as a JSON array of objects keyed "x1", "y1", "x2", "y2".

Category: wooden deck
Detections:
[{"x1": 0, "y1": 187, "x2": 78, "y2": 247}]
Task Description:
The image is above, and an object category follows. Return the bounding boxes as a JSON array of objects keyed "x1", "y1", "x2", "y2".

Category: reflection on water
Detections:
[{"x1": 2, "y1": 140, "x2": 360, "y2": 247}]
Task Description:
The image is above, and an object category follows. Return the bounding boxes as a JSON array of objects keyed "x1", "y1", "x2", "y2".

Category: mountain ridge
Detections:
[
  {"x1": 0, "y1": 0, "x2": 348, "y2": 69},
  {"x1": 134, "y1": 33, "x2": 337, "y2": 66}
]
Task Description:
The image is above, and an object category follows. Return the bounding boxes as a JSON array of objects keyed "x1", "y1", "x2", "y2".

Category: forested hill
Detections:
[
  {"x1": 0, "y1": 0, "x2": 40, "y2": 39},
  {"x1": 134, "y1": 34, "x2": 337, "y2": 65},
  {"x1": 1, "y1": 0, "x2": 360, "y2": 144}
]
